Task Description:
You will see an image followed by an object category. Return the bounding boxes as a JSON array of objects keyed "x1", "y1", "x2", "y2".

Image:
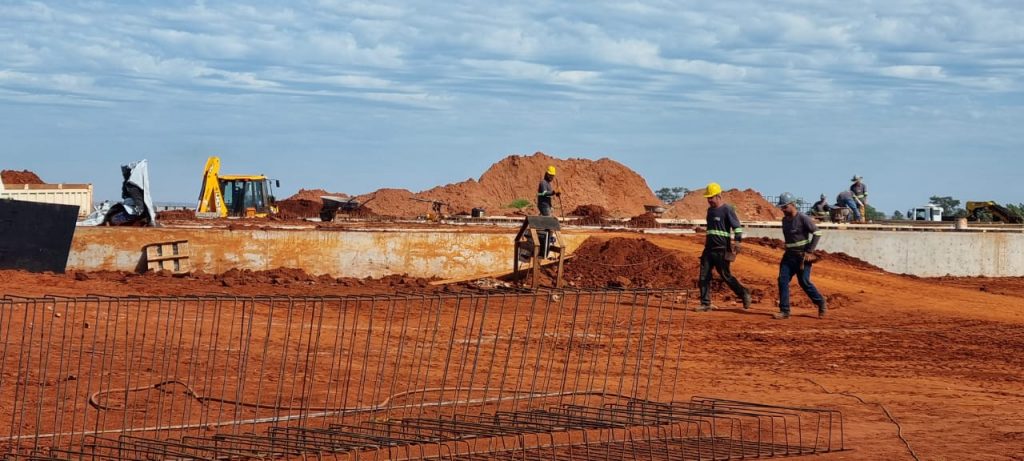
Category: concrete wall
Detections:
[
  {"x1": 69, "y1": 227, "x2": 589, "y2": 279},
  {"x1": 741, "y1": 227, "x2": 1024, "y2": 277}
]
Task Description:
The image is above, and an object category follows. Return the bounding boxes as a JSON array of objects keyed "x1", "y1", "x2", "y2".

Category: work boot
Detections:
[
  {"x1": 742, "y1": 290, "x2": 752, "y2": 310},
  {"x1": 695, "y1": 305, "x2": 715, "y2": 312},
  {"x1": 773, "y1": 312, "x2": 790, "y2": 320},
  {"x1": 817, "y1": 299, "x2": 828, "y2": 319}
]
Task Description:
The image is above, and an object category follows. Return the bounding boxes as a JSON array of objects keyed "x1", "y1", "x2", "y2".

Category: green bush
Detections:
[{"x1": 507, "y1": 198, "x2": 531, "y2": 209}]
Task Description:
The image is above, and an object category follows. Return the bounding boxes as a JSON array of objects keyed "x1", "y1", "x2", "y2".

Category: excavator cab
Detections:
[
  {"x1": 196, "y1": 156, "x2": 279, "y2": 218},
  {"x1": 218, "y1": 175, "x2": 278, "y2": 218}
]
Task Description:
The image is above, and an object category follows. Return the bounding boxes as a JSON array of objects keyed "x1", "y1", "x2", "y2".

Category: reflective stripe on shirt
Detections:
[
  {"x1": 707, "y1": 229, "x2": 731, "y2": 237},
  {"x1": 785, "y1": 231, "x2": 822, "y2": 248}
]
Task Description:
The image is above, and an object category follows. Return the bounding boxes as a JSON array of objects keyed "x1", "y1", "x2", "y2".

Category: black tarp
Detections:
[{"x1": 0, "y1": 199, "x2": 79, "y2": 273}]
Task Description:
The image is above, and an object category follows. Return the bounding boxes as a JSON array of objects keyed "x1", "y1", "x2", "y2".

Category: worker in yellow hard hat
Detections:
[
  {"x1": 696, "y1": 182, "x2": 751, "y2": 311},
  {"x1": 537, "y1": 165, "x2": 561, "y2": 217}
]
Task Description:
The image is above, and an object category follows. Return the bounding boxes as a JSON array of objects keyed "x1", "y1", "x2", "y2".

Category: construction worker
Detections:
[
  {"x1": 850, "y1": 175, "x2": 867, "y2": 222},
  {"x1": 836, "y1": 190, "x2": 862, "y2": 222},
  {"x1": 774, "y1": 193, "x2": 827, "y2": 320},
  {"x1": 696, "y1": 182, "x2": 751, "y2": 311},
  {"x1": 810, "y1": 194, "x2": 831, "y2": 218},
  {"x1": 537, "y1": 166, "x2": 560, "y2": 217}
]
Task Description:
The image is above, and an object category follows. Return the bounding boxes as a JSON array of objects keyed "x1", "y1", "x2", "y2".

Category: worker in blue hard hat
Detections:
[
  {"x1": 695, "y1": 182, "x2": 752, "y2": 312},
  {"x1": 774, "y1": 192, "x2": 828, "y2": 320}
]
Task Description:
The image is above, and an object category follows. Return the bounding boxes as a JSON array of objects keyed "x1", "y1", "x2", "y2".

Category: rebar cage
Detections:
[{"x1": 0, "y1": 290, "x2": 844, "y2": 460}]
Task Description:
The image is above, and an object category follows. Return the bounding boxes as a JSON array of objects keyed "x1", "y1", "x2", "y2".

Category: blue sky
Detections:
[{"x1": 1, "y1": 1, "x2": 1021, "y2": 215}]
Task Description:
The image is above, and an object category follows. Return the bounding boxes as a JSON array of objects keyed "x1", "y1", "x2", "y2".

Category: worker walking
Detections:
[
  {"x1": 850, "y1": 175, "x2": 868, "y2": 222},
  {"x1": 696, "y1": 182, "x2": 751, "y2": 311},
  {"x1": 836, "y1": 190, "x2": 863, "y2": 222},
  {"x1": 537, "y1": 166, "x2": 561, "y2": 217},
  {"x1": 774, "y1": 193, "x2": 828, "y2": 320}
]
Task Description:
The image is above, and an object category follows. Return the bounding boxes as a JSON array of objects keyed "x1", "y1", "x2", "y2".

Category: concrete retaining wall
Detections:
[
  {"x1": 741, "y1": 227, "x2": 1024, "y2": 277},
  {"x1": 70, "y1": 227, "x2": 589, "y2": 279}
]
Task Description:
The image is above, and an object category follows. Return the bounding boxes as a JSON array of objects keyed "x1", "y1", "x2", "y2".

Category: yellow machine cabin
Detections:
[{"x1": 196, "y1": 156, "x2": 279, "y2": 218}]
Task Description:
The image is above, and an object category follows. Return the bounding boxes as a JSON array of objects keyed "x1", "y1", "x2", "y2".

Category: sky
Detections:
[{"x1": 1, "y1": 1, "x2": 1022, "y2": 216}]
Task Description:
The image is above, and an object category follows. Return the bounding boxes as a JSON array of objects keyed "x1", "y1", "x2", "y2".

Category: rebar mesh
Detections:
[{"x1": 0, "y1": 290, "x2": 844, "y2": 460}]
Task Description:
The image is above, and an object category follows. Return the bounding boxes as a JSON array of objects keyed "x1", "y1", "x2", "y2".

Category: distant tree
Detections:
[
  {"x1": 928, "y1": 196, "x2": 965, "y2": 217},
  {"x1": 1006, "y1": 203, "x2": 1024, "y2": 219},
  {"x1": 865, "y1": 204, "x2": 886, "y2": 221},
  {"x1": 892, "y1": 210, "x2": 905, "y2": 220},
  {"x1": 655, "y1": 187, "x2": 688, "y2": 204}
]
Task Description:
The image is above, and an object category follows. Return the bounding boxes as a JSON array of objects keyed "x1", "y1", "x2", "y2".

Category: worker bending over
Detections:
[
  {"x1": 775, "y1": 193, "x2": 828, "y2": 320},
  {"x1": 850, "y1": 175, "x2": 868, "y2": 222}
]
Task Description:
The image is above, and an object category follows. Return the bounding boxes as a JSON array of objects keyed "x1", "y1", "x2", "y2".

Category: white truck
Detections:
[
  {"x1": 908, "y1": 204, "x2": 944, "y2": 221},
  {"x1": 0, "y1": 179, "x2": 93, "y2": 217}
]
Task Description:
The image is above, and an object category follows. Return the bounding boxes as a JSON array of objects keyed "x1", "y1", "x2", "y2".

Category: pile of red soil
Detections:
[
  {"x1": 628, "y1": 212, "x2": 660, "y2": 228},
  {"x1": 156, "y1": 209, "x2": 196, "y2": 220},
  {"x1": 664, "y1": 188, "x2": 782, "y2": 221},
  {"x1": 355, "y1": 188, "x2": 416, "y2": 218},
  {"x1": 562, "y1": 237, "x2": 691, "y2": 288},
  {"x1": 571, "y1": 204, "x2": 612, "y2": 226},
  {"x1": 1, "y1": 170, "x2": 44, "y2": 185},
  {"x1": 275, "y1": 199, "x2": 321, "y2": 219},
  {"x1": 355, "y1": 152, "x2": 661, "y2": 219},
  {"x1": 284, "y1": 189, "x2": 345, "y2": 203}
]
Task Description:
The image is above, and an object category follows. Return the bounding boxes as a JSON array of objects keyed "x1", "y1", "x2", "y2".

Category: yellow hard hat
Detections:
[
  {"x1": 546, "y1": 166, "x2": 557, "y2": 176},
  {"x1": 703, "y1": 182, "x2": 722, "y2": 198}
]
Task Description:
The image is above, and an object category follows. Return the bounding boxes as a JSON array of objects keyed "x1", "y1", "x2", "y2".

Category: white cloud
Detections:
[{"x1": 880, "y1": 65, "x2": 947, "y2": 80}]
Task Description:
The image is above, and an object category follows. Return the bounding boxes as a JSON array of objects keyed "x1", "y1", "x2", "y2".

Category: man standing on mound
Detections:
[{"x1": 696, "y1": 182, "x2": 752, "y2": 311}]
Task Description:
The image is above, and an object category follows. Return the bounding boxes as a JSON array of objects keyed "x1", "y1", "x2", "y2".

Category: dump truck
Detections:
[
  {"x1": 0, "y1": 179, "x2": 93, "y2": 218},
  {"x1": 196, "y1": 156, "x2": 279, "y2": 218}
]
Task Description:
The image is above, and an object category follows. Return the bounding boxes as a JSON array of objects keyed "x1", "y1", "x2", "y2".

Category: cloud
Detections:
[{"x1": 880, "y1": 65, "x2": 947, "y2": 80}]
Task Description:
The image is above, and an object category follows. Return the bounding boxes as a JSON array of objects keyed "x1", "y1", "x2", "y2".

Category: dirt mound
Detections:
[
  {"x1": 571, "y1": 204, "x2": 612, "y2": 226},
  {"x1": 275, "y1": 199, "x2": 321, "y2": 219},
  {"x1": 407, "y1": 152, "x2": 660, "y2": 219},
  {"x1": 285, "y1": 189, "x2": 345, "y2": 203},
  {"x1": 355, "y1": 188, "x2": 417, "y2": 218},
  {"x1": 562, "y1": 237, "x2": 691, "y2": 288},
  {"x1": 1, "y1": 170, "x2": 44, "y2": 185},
  {"x1": 628, "y1": 212, "x2": 660, "y2": 228},
  {"x1": 156, "y1": 209, "x2": 196, "y2": 220},
  {"x1": 664, "y1": 188, "x2": 781, "y2": 221}
]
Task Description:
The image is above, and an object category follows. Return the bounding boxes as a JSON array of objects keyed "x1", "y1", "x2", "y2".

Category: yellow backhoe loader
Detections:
[
  {"x1": 196, "y1": 156, "x2": 279, "y2": 218},
  {"x1": 966, "y1": 201, "x2": 1024, "y2": 224}
]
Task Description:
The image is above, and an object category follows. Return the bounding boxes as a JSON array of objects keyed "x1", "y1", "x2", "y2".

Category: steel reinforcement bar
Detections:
[{"x1": 0, "y1": 290, "x2": 843, "y2": 460}]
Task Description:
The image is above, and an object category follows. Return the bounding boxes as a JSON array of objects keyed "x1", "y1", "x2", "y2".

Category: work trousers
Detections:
[
  {"x1": 840, "y1": 198, "x2": 862, "y2": 221},
  {"x1": 698, "y1": 250, "x2": 747, "y2": 306},
  {"x1": 778, "y1": 251, "x2": 825, "y2": 314}
]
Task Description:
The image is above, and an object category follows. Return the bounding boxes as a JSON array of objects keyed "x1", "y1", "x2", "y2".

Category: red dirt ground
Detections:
[
  {"x1": 1, "y1": 169, "x2": 45, "y2": 184},
  {"x1": 0, "y1": 232, "x2": 1021, "y2": 459},
  {"x1": 664, "y1": 188, "x2": 782, "y2": 221},
  {"x1": 155, "y1": 209, "x2": 197, "y2": 221}
]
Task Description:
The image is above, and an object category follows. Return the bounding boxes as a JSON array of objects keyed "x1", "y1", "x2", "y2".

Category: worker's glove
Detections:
[
  {"x1": 553, "y1": 191, "x2": 561, "y2": 197},
  {"x1": 803, "y1": 252, "x2": 820, "y2": 264}
]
